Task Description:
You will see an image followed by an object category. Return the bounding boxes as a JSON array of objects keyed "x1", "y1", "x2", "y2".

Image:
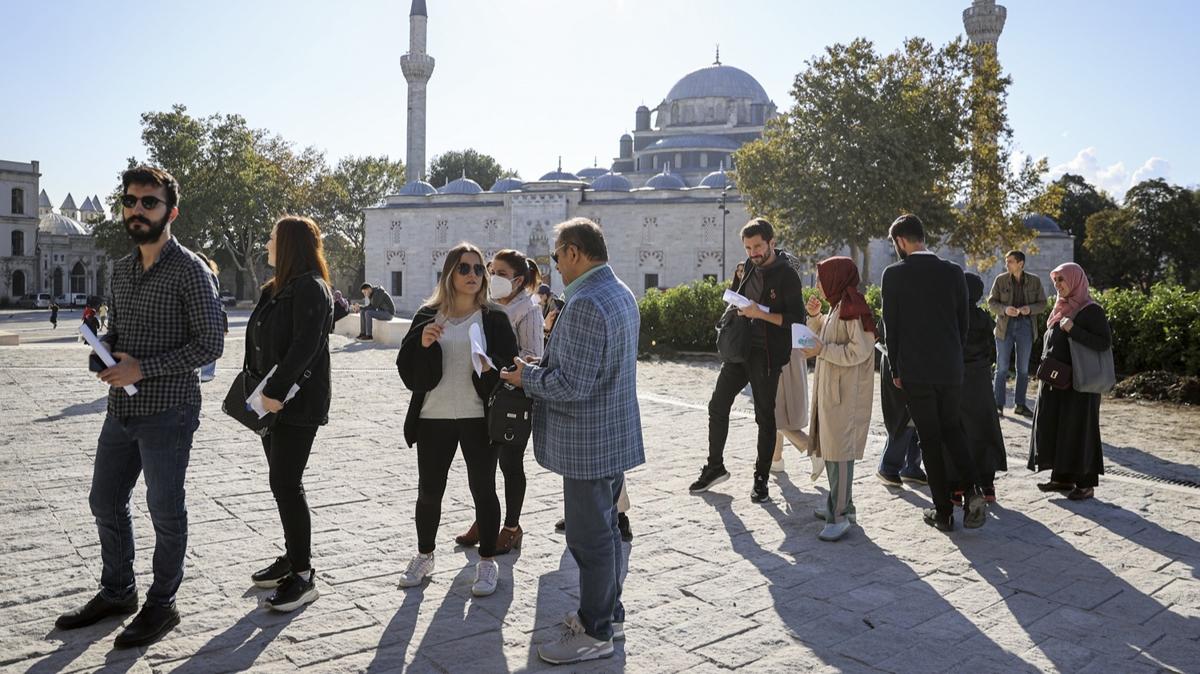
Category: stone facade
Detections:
[{"x1": 0, "y1": 160, "x2": 41, "y2": 301}]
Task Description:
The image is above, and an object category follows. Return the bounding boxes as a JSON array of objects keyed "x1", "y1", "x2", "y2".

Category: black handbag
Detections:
[
  {"x1": 1036, "y1": 356, "x2": 1072, "y2": 390},
  {"x1": 222, "y1": 368, "x2": 312, "y2": 436},
  {"x1": 487, "y1": 379, "x2": 533, "y2": 447},
  {"x1": 716, "y1": 307, "x2": 750, "y2": 364}
]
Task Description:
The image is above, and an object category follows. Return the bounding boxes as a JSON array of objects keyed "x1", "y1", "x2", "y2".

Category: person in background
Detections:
[
  {"x1": 244, "y1": 216, "x2": 334, "y2": 612},
  {"x1": 50, "y1": 300, "x2": 60, "y2": 329},
  {"x1": 331, "y1": 290, "x2": 350, "y2": 332},
  {"x1": 456, "y1": 248, "x2": 544, "y2": 554},
  {"x1": 353, "y1": 281, "x2": 396, "y2": 341},
  {"x1": 194, "y1": 252, "x2": 226, "y2": 383},
  {"x1": 770, "y1": 253, "x2": 811, "y2": 476},
  {"x1": 1028, "y1": 262, "x2": 1111, "y2": 501},
  {"x1": 952, "y1": 272, "x2": 1007, "y2": 503},
  {"x1": 875, "y1": 318, "x2": 925, "y2": 487},
  {"x1": 988, "y1": 250, "x2": 1046, "y2": 417}
]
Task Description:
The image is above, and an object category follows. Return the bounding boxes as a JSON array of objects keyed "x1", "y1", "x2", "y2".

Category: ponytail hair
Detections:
[{"x1": 494, "y1": 248, "x2": 541, "y2": 293}]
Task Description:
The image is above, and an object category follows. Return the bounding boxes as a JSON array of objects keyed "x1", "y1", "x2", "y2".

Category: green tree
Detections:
[
  {"x1": 313, "y1": 155, "x2": 406, "y2": 289},
  {"x1": 427, "y1": 149, "x2": 513, "y2": 191},
  {"x1": 1124, "y1": 179, "x2": 1200, "y2": 291},
  {"x1": 1048, "y1": 173, "x2": 1117, "y2": 267},
  {"x1": 1083, "y1": 209, "x2": 1146, "y2": 289}
]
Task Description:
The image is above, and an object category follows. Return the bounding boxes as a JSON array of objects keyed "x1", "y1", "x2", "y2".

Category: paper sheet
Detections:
[
  {"x1": 79, "y1": 324, "x2": 138, "y2": 396},
  {"x1": 468, "y1": 322, "x2": 494, "y2": 377},
  {"x1": 791, "y1": 323, "x2": 820, "y2": 349},
  {"x1": 246, "y1": 364, "x2": 301, "y2": 419},
  {"x1": 722, "y1": 289, "x2": 770, "y2": 314}
]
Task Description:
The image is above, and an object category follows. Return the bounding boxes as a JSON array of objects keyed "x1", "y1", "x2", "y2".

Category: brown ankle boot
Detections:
[
  {"x1": 494, "y1": 525, "x2": 523, "y2": 554},
  {"x1": 455, "y1": 521, "x2": 480, "y2": 547}
]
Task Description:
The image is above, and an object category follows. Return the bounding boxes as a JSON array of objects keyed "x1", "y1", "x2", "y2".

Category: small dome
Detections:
[
  {"x1": 643, "y1": 168, "x2": 686, "y2": 190},
  {"x1": 590, "y1": 172, "x2": 632, "y2": 192},
  {"x1": 636, "y1": 105, "x2": 650, "y2": 113},
  {"x1": 577, "y1": 167, "x2": 609, "y2": 180},
  {"x1": 39, "y1": 212, "x2": 89, "y2": 236},
  {"x1": 490, "y1": 177, "x2": 524, "y2": 193},
  {"x1": 620, "y1": 133, "x2": 633, "y2": 141},
  {"x1": 81, "y1": 196, "x2": 101, "y2": 212},
  {"x1": 666, "y1": 64, "x2": 771, "y2": 104},
  {"x1": 1023, "y1": 214, "x2": 1061, "y2": 233},
  {"x1": 439, "y1": 177, "x2": 484, "y2": 195},
  {"x1": 398, "y1": 180, "x2": 437, "y2": 196},
  {"x1": 699, "y1": 169, "x2": 731, "y2": 189},
  {"x1": 539, "y1": 169, "x2": 580, "y2": 181},
  {"x1": 61, "y1": 193, "x2": 78, "y2": 211},
  {"x1": 646, "y1": 134, "x2": 741, "y2": 152}
]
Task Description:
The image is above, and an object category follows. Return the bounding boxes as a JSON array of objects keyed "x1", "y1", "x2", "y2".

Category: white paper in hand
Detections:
[
  {"x1": 722, "y1": 289, "x2": 770, "y2": 314},
  {"x1": 792, "y1": 323, "x2": 820, "y2": 349},
  {"x1": 468, "y1": 322, "x2": 494, "y2": 377},
  {"x1": 79, "y1": 324, "x2": 138, "y2": 396},
  {"x1": 246, "y1": 364, "x2": 302, "y2": 419}
]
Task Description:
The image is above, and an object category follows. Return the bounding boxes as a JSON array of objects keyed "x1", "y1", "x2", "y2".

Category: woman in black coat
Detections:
[
  {"x1": 395, "y1": 242, "x2": 518, "y2": 598},
  {"x1": 1029, "y1": 263, "x2": 1111, "y2": 500},
  {"x1": 244, "y1": 216, "x2": 333, "y2": 611},
  {"x1": 952, "y1": 273, "x2": 1007, "y2": 501}
]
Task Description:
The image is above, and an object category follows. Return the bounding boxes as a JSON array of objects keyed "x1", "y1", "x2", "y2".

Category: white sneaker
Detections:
[
  {"x1": 538, "y1": 613, "x2": 614, "y2": 665},
  {"x1": 770, "y1": 458, "x2": 785, "y2": 473},
  {"x1": 398, "y1": 552, "x2": 435, "y2": 588},
  {"x1": 818, "y1": 520, "x2": 852, "y2": 542},
  {"x1": 568, "y1": 610, "x2": 624, "y2": 640},
  {"x1": 471, "y1": 559, "x2": 499, "y2": 597}
]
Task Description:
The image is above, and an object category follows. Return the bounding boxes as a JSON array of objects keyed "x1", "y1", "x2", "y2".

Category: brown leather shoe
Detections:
[
  {"x1": 1067, "y1": 487, "x2": 1094, "y2": 501},
  {"x1": 1037, "y1": 481, "x2": 1074, "y2": 492},
  {"x1": 494, "y1": 525, "x2": 523, "y2": 554},
  {"x1": 455, "y1": 521, "x2": 480, "y2": 547}
]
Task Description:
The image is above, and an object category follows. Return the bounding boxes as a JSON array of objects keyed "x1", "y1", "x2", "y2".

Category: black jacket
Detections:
[
  {"x1": 881, "y1": 252, "x2": 969, "y2": 387},
  {"x1": 245, "y1": 272, "x2": 334, "y2": 426},
  {"x1": 366, "y1": 285, "x2": 396, "y2": 315},
  {"x1": 396, "y1": 304, "x2": 519, "y2": 447},
  {"x1": 729, "y1": 250, "x2": 806, "y2": 368}
]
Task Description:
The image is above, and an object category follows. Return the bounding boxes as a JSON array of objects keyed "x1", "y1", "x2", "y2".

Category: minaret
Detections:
[
  {"x1": 963, "y1": 0, "x2": 1006, "y2": 48},
  {"x1": 401, "y1": 0, "x2": 435, "y2": 184}
]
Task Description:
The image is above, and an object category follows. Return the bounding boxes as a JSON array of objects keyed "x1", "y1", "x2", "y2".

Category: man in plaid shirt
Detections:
[
  {"x1": 502, "y1": 218, "x2": 645, "y2": 665},
  {"x1": 54, "y1": 166, "x2": 224, "y2": 648}
]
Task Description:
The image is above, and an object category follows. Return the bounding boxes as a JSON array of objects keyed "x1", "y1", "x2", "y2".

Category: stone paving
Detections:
[{"x1": 1, "y1": 310, "x2": 1198, "y2": 673}]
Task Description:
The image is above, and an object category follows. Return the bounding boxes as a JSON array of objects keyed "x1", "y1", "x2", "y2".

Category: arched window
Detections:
[
  {"x1": 11, "y1": 230, "x2": 23, "y2": 257},
  {"x1": 71, "y1": 261, "x2": 87, "y2": 294},
  {"x1": 10, "y1": 188, "x2": 24, "y2": 215},
  {"x1": 11, "y1": 270, "x2": 26, "y2": 297},
  {"x1": 53, "y1": 267, "x2": 64, "y2": 296}
]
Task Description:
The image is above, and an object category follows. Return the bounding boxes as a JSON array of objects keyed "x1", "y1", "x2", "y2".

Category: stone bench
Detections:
[{"x1": 372, "y1": 317, "x2": 411, "y2": 346}]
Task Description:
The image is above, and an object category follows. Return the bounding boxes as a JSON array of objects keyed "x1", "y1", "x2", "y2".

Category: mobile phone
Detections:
[{"x1": 89, "y1": 353, "x2": 106, "y2": 373}]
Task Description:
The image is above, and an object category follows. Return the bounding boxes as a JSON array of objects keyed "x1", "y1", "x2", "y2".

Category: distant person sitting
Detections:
[{"x1": 353, "y1": 282, "x2": 395, "y2": 341}]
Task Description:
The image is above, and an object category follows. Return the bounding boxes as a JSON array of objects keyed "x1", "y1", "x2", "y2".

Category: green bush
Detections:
[{"x1": 638, "y1": 279, "x2": 727, "y2": 352}]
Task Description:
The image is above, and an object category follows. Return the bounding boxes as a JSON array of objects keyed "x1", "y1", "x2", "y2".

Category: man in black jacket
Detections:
[
  {"x1": 353, "y1": 282, "x2": 396, "y2": 340},
  {"x1": 690, "y1": 218, "x2": 805, "y2": 503},
  {"x1": 881, "y1": 214, "x2": 986, "y2": 531}
]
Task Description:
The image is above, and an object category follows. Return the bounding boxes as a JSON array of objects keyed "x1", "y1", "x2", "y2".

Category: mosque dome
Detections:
[
  {"x1": 539, "y1": 169, "x2": 580, "y2": 181},
  {"x1": 698, "y1": 169, "x2": 731, "y2": 189},
  {"x1": 439, "y1": 176, "x2": 484, "y2": 195},
  {"x1": 590, "y1": 172, "x2": 632, "y2": 192},
  {"x1": 576, "y1": 167, "x2": 609, "y2": 180},
  {"x1": 1023, "y1": 214, "x2": 1062, "y2": 233},
  {"x1": 643, "y1": 168, "x2": 686, "y2": 190},
  {"x1": 665, "y1": 64, "x2": 770, "y2": 103},
  {"x1": 398, "y1": 180, "x2": 437, "y2": 196},
  {"x1": 489, "y1": 177, "x2": 524, "y2": 193},
  {"x1": 39, "y1": 212, "x2": 89, "y2": 236}
]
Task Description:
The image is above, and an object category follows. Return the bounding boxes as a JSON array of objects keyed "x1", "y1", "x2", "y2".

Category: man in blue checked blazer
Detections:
[{"x1": 501, "y1": 217, "x2": 644, "y2": 665}]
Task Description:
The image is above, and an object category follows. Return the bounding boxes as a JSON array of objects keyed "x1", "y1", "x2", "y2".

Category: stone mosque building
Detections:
[{"x1": 365, "y1": 0, "x2": 1071, "y2": 315}]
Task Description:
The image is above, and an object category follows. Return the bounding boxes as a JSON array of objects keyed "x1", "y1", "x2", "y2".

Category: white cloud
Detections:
[{"x1": 1049, "y1": 147, "x2": 1172, "y2": 200}]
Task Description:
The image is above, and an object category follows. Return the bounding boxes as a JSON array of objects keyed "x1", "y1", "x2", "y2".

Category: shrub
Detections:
[{"x1": 638, "y1": 279, "x2": 727, "y2": 352}]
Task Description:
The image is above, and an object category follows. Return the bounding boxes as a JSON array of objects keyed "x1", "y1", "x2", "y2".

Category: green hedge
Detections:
[{"x1": 639, "y1": 280, "x2": 1200, "y2": 376}]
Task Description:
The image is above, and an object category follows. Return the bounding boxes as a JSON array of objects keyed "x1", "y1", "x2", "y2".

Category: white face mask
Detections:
[{"x1": 488, "y1": 275, "x2": 513, "y2": 300}]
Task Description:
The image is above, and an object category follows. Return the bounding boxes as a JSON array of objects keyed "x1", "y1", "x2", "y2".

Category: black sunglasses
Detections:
[
  {"x1": 551, "y1": 242, "x2": 575, "y2": 264},
  {"x1": 456, "y1": 262, "x2": 486, "y2": 277},
  {"x1": 121, "y1": 195, "x2": 167, "y2": 210}
]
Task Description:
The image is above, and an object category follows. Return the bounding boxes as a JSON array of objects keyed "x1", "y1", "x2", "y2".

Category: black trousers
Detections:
[
  {"x1": 904, "y1": 382, "x2": 979, "y2": 518},
  {"x1": 498, "y1": 442, "x2": 527, "y2": 528},
  {"x1": 707, "y1": 349, "x2": 782, "y2": 477},
  {"x1": 415, "y1": 418, "x2": 500, "y2": 557},
  {"x1": 262, "y1": 422, "x2": 318, "y2": 571}
]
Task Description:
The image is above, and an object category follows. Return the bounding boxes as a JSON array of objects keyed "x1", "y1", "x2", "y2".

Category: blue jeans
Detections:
[
  {"x1": 563, "y1": 473, "x2": 626, "y2": 642},
  {"x1": 877, "y1": 427, "x2": 922, "y2": 478},
  {"x1": 994, "y1": 318, "x2": 1033, "y2": 408},
  {"x1": 89, "y1": 404, "x2": 200, "y2": 607},
  {"x1": 360, "y1": 309, "x2": 392, "y2": 337},
  {"x1": 199, "y1": 361, "x2": 216, "y2": 380}
]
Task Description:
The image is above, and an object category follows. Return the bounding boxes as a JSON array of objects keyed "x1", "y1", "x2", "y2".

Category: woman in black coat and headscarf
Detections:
[{"x1": 951, "y1": 273, "x2": 1007, "y2": 502}]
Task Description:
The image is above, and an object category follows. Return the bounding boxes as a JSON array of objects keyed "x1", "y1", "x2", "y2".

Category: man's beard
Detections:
[
  {"x1": 750, "y1": 251, "x2": 772, "y2": 267},
  {"x1": 124, "y1": 213, "x2": 169, "y2": 244},
  {"x1": 894, "y1": 243, "x2": 908, "y2": 260}
]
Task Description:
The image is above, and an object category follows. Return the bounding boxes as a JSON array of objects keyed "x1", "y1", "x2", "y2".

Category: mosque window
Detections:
[
  {"x1": 700, "y1": 153, "x2": 709, "y2": 169},
  {"x1": 11, "y1": 231, "x2": 24, "y2": 256},
  {"x1": 644, "y1": 273, "x2": 659, "y2": 291},
  {"x1": 391, "y1": 271, "x2": 404, "y2": 296},
  {"x1": 10, "y1": 188, "x2": 24, "y2": 215}
]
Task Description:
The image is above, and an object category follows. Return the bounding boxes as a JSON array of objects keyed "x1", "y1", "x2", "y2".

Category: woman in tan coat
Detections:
[{"x1": 804, "y1": 257, "x2": 877, "y2": 541}]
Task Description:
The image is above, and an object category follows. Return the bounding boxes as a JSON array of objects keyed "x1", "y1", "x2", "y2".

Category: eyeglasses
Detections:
[
  {"x1": 121, "y1": 195, "x2": 167, "y2": 210},
  {"x1": 551, "y1": 242, "x2": 575, "y2": 264},
  {"x1": 456, "y1": 262, "x2": 486, "y2": 277}
]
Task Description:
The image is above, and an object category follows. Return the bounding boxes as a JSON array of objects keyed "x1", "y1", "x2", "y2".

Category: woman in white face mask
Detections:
[{"x1": 456, "y1": 249, "x2": 545, "y2": 554}]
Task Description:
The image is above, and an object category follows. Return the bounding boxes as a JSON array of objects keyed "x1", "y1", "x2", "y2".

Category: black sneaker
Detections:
[
  {"x1": 1014, "y1": 404, "x2": 1034, "y2": 417},
  {"x1": 55, "y1": 591, "x2": 138, "y2": 630},
  {"x1": 113, "y1": 602, "x2": 179, "y2": 648},
  {"x1": 617, "y1": 512, "x2": 633, "y2": 542},
  {"x1": 268, "y1": 571, "x2": 319, "y2": 612},
  {"x1": 996, "y1": 406, "x2": 1005, "y2": 417},
  {"x1": 750, "y1": 474, "x2": 770, "y2": 503},
  {"x1": 554, "y1": 518, "x2": 566, "y2": 532},
  {"x1": 252, "y1": 556, "x2": 291, "y2": 588},
  {"x1": 688, "y1": 464, "x2": 730, "y2": 494},
  {"x1": 923, "y1": 508, "x2": 954, "y2": 532}
]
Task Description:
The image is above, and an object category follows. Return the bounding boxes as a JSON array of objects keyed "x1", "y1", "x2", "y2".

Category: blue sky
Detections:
[{"x1": 7, "y1": 0, "x2": 1198, "y2": 210}]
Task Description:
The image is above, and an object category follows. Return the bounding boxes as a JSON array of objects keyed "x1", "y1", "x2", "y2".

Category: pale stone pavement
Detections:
[{"x1": 1, "y1": 310, "x2": 1198, "y2": 673}]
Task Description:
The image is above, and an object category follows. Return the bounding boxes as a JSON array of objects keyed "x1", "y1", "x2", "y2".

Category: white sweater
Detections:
[{"x1": 420, "y1": 311, "x2": 486, "y2": 420}]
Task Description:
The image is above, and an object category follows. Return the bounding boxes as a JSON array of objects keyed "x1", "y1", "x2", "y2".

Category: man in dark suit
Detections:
[{"x1": 880, "y1": 214, "x2": 986, "y2": 531}]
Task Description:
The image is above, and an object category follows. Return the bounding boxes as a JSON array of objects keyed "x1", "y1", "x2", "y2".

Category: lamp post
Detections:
[{"x1": 718, "y1": 184, "x2": 730, "y2": 281}]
